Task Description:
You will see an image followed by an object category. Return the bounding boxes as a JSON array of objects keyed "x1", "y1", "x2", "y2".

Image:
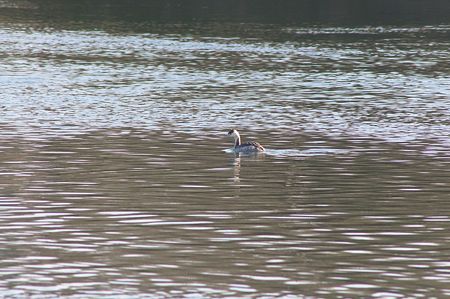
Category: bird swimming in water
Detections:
[{"x1": 227, "y1": 129, "x2": 265, "y2": 153}]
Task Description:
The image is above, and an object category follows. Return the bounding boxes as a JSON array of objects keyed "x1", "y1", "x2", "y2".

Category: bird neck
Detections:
[{"x1": 234, "y1": 134, "x2": 241, "y2": 147}]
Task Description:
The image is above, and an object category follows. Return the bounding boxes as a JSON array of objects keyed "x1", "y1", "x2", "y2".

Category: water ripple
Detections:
[{"x1": 0, "y1": 16, "x2": 449, "y2": 299}]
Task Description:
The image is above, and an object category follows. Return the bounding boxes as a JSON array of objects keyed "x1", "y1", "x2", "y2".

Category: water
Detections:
[{"x1": 1, "y1": 1, "x2": 450, "y2": 298}]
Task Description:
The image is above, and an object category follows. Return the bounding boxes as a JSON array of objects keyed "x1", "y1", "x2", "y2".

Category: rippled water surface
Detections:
[{"x1": 1, "y1": 2, "x2": 450, "y2": 298}]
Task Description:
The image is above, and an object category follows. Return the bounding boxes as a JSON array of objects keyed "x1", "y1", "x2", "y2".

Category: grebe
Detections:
[{"x1": 227, "y1": 129, "x2": 265, "y2": 153}]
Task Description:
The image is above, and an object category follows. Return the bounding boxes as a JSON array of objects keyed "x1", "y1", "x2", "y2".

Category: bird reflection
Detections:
[
  {"x1": 231, "y1": 152, "x2": 265, "y2": 183},
  {"x1": 233, "y1": 155, "x2": 241, "y2": 183}
]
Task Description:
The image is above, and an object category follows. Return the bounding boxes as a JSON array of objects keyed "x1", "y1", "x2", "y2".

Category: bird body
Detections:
[{"x1": 227, "y1": 129, "x2": 265, "y2": 153}]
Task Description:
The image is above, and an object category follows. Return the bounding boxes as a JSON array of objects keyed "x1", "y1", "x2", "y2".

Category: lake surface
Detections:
[{"x1": 1, "y1": 1, "x2": 450, "y2": 298}]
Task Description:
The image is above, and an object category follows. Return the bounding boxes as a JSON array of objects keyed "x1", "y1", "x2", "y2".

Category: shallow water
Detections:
[{"x1": 1, "y1": 2, "x2": 450, "y2": 298}]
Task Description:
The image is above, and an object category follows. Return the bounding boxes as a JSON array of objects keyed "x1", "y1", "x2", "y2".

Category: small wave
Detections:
[{"x1": 223, "y1": 148, "x2": 235, "y2": 154}]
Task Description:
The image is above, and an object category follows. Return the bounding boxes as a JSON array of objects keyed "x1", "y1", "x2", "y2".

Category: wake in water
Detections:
[
  {"x1": 224, "y1": 147, "x2": 349, "y2": 158},
  {"x1": 266, "y1": 148, "x2": 350, "y2": 158}
]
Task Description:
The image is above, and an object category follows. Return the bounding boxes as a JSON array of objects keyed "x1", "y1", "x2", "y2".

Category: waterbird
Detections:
[{"x1": 227, "y1": 129, "x2": 265, "y2": 153}]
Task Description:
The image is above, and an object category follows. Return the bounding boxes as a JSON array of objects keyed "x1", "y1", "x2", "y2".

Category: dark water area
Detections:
[
  {"x1": 1, "y1": 0, "x2": 450, "y2": 298},
  {"x1": 6, "y1": 0, "x2": 450, "y2": 25},
  {"x1": 4, "y1": 1, "x2": 450, "y2": 41}
]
